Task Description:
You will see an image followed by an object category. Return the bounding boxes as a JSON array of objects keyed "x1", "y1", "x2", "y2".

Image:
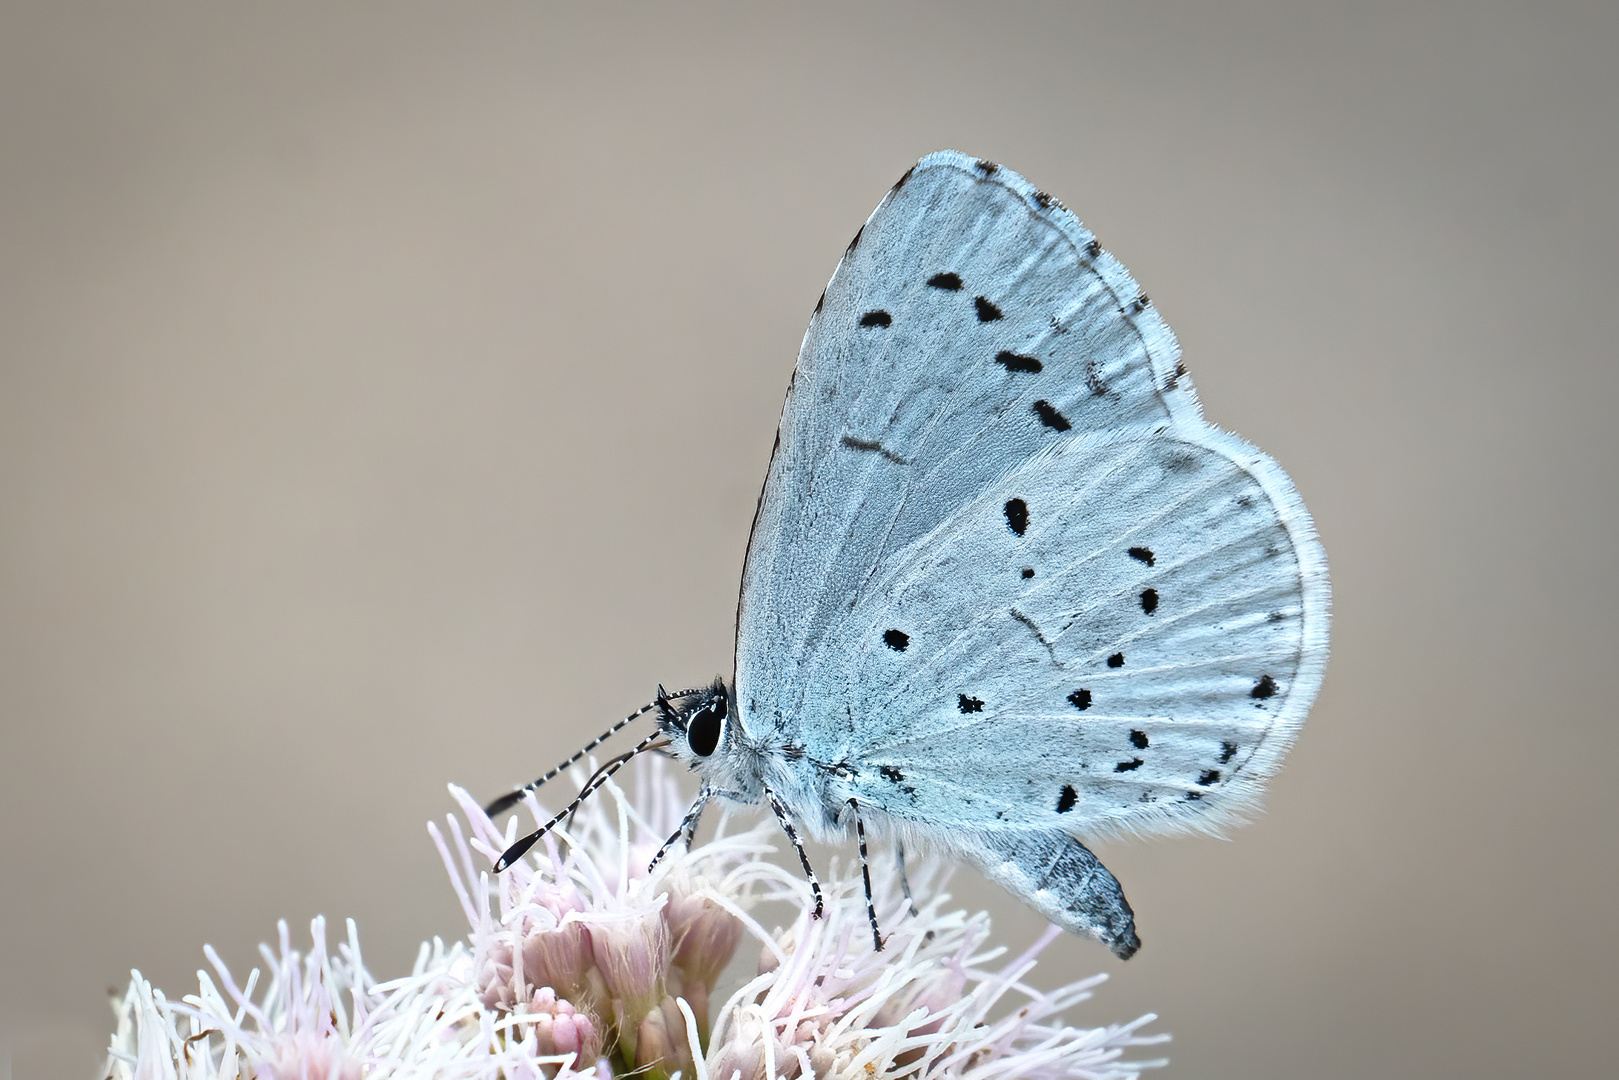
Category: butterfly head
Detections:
[{"x1": 655, "y1": 678, "x2": 734, "y2": 764}]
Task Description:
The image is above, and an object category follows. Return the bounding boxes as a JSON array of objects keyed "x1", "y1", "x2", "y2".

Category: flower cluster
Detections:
[
  {"x1": 105, "y1": 757, "x2": 1166, "y2": 1079},
  {"x1": 437, "y1": 759, "x2": 783, "y2": 1078}
]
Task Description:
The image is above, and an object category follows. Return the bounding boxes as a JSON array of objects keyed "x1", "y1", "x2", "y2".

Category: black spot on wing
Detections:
[
  {"x1": 995, "y1": 351, "x2": 1043, "y2": 374},
  {"x1": 958, "y1": 694, "x2": 984, "y2": 714},
  {"x1": 840, "y1": 434, "x2": 908, "y2": 465},
  {"x1": 1130, "y1": 729, "x2": 1149, "y2": 749},
  {"x1": 858, "y1": 310, "x2": 892, "y2": 328},
  {"x1": 1163, "y1": 451, "x2": 1201, "y2": 473},
  {"x1": 1084, "y1": 239, "x2": 1101, "y2": 259},
  {"x1": 1115, "y1": 758, "x2": 1143, "y2": 773},
  {"x1": 1107, "y1": 652, "x2": 1125, "y2": 668},
  {"x1": 1085, "y1": 360, "x2": 1108, "y2": 396},
  {"x1": 1021, "y1": 567, "x2": 1035, "y2": 579},
  {"x1": 973, "y1": 296, "x2": 1003, "y2": 321},
  {"x1": 1128, "y1": 546, "x2": 1155, "y2": 566},
  {"x1": 1067, "y1": 688, "x2": 1091, "y2": 711},
  {"x1": 1033, "y1": 189, "x2": 1053, "y2": 208},
  {"x1": 1004, "y1": 498, "x2": 1028, "y2": 536},
  {"x1": 975, "y1": 158, "x2": 999, "y2": 175},
  {"x1": 1009, "y1": 608, "x2": 1054, "y2": 658},
  {"x1": 883, "y1": 629, "x2": 910, "y2": 651},
  {"x1": 927, "y1": 272, "x2": 963, "y2": 290},
  {"x1": 1219, "y1": 741, "x2": 1237, "y2": 764},
  {"x1": 1056, "y1": 785, "x2": 1078, "y2": 813},
  {"x1": 1129, "y1": 292, "x2": 1150, "y2": 313},
  {"x1": 1252, "y1": 675, "x2": 1278, "y2": 699},
  {"x1": 1197, "y1": 769, "x2": 1220, "y2": 786},
  {"x1": 880, "y1": 765, "x2": 904, "y2": 782},
  {"x1": 1139, "y1": 588, "x2": 1159, "y2": 615},
  {"x1": 1032, "y1": 400, "x2": 1071, "y2": 431}
]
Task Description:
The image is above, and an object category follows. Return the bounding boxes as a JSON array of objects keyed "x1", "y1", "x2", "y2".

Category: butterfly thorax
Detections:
[{"x1": 657, "y1": 679, "x2": 855, "y2": 839}]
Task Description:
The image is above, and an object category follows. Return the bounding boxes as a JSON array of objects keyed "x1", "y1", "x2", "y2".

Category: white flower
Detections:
[
  {"x1": 703, "y1": 861, "x2": 1165, "y2": 1080},
  {"x1": 106, "y1": 755, "x2": 1166, "y2": 1079},
  {"x1": 105, "y1": 917, "x2": 591, "y2": 1080}
]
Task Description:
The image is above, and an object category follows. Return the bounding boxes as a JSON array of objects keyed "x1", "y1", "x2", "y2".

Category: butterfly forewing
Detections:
[{"x1": 738, "y1": 152, "x2": 1207, "y2": 738}]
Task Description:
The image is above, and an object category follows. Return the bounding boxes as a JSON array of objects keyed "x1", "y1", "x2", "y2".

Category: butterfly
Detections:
[{"x1": 489, "y1": 151, "x2": 1330, "y2": 959}]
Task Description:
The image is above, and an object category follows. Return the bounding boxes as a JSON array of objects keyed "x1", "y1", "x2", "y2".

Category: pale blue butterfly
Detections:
[{"x1": 489, "y1": 151, "x2": 1330, "y2": 959}]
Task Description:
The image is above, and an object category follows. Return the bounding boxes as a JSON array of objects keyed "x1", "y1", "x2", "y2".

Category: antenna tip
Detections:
[
  {"x1": 493, "y1": 830, "x2": 542, "y2": 872},
  {"x1": 483, "y1": 791, "x2": 522, "y2": 817}
]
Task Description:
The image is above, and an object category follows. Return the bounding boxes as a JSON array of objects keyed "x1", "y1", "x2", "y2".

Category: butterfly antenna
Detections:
[
  {"x1": 492, "y1": 731, "x2": 672, "y2": 872},
  {"x1": 483, "y1": 688, "x2": 705, "y2": 817}
]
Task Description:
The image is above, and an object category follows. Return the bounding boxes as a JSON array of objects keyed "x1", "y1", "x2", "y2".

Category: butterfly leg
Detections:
[
  {"x1": 648, "y1": 787, "x2": 712, "y2": 874},
  {"x1": 894, "y1": 841, "x2": 936, "y2": 942},
  {"x1": 765, "y1": 788, "x2": 824, "y2": 918},
  {"x1": 895, "y1": 841, "x2": 915, "y2": 911},
  {"x1": 848, "y1": 799, "x2": 884, "y2": 951}
]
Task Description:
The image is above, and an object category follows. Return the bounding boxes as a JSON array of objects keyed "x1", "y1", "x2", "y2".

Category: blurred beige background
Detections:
[{"x1": 2, "y1": 2, "x2": 1615, "y2": 1078}]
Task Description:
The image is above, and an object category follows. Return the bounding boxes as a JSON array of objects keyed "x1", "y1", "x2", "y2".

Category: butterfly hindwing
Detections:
[
  {"x1": 959, "y1": 830, "x2": 1141, "y2": 959},
  {"x1": 840, "y1": 424, "x2": 1328, "y2": 840}
]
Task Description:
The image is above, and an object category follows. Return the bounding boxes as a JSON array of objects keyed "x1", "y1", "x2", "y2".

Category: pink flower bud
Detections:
[
  {"x1": 634, "y1": 996, "x2": 696, "y2": 1078},
  {"x1": 666, "y1": 892, "x2": 745, "y2": 989},
  {"x1": 525, "y1": 986, "x2": 604, "y2": 1067},
  {"x1": 476, "y1": 938, "x2": 518, "y2": 1011},
  {"x1": 588, "y1": 910, "x2": 668, "y2": 1019},
  {"x1": 522, "y1": 916, "x2": 595, "y2": 1004}
]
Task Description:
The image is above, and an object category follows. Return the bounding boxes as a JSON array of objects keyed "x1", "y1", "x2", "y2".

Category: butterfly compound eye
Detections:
[{"x1": 686, "y1": 697, "x2": 725, "y2": 757}]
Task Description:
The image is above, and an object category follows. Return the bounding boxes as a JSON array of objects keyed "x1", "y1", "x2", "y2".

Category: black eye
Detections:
[{"x1": 687, "y1": 703, "x2": 723, "y2": 757}]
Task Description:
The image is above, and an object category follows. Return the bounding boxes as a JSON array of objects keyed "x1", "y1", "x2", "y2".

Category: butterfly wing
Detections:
[
  {"x1": 734, "y1": 149, "x2": 1327, "y2": 843},
  {"x1": 738, "y1": 151, "x2": 1205, "y2": 730},
  {"x1": 841, "y1": 424, "x2": 1329, "y2": 840}
]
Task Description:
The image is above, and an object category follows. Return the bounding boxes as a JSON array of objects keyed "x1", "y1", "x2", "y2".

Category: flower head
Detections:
[
  {"x1": 104, "y1": 916, "x2": 593, "y2": 1080},
  {"x1": 433, "y1": 756, "x2": 785, "y2": 1077},
  {"x1": 107, "y1": 755, "x2": 1166, "y2": 1079},
  {"x1": 704, "y1": 861, "x2": 1163, "y2": 1080}
]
